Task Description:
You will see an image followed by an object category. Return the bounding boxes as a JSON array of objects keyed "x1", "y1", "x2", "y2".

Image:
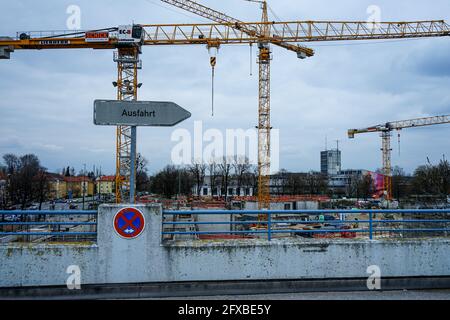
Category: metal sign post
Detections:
[
  {"x1": 130, "y1": 126, "x2": 137, "y2": 203},
  {"x1": 94, "y1": 100, "x2": 191, "y2": 204}
]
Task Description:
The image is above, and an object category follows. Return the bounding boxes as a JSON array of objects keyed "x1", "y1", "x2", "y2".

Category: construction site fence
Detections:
[
  {"x1": 1, "y1": 209, "x2": 449, "y2": 243},
  {"x1": 0, "y1": 210, "x2": 97, "y2": 243},
  {"x1": 162, "y1": 209, "x2": 450, "y2": 241}
]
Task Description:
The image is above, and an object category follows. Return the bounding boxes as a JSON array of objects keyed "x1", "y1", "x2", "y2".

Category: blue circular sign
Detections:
[{"x1": 113, "y1": 207, "x2": 145, "y2": 239}]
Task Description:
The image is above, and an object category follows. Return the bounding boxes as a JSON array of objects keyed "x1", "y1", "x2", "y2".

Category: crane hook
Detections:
[
  {"x1": 250, "y1": 43, "x2": 253, "y2": 76},
  {"x1": 211, "y1": 58, "x2": 215, "y2": 117},
  {"x1": 207, "y1": 43, "x2": 219, "y2": 117}
]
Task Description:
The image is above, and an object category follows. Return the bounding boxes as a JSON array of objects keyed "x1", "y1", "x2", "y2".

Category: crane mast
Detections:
[
  {"x1": 256, "y1": 1, "x2": 272, "y2": 212},
  {"x1": 114, "y1": 47, "x2": 142, "y2": 203},
  {"x1": 381, "y1": 131, "x2": 392, "y2": 200},
  {"x1": 348, "y1": 115, "x2": 450, "y2": 200}
]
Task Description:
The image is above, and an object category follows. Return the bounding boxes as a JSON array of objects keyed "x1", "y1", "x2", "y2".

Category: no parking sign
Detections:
[{"x1": 113, "y1": 207, "x2": 145, "y2": 239}]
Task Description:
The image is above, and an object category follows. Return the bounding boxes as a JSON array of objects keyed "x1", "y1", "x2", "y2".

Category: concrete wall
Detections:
[
  {"x1": 1, "y1": 204, "x2": 450, "y2": 287},
  {"x1": 196, "y1": 212, "x2": 232, "y2": 232}
]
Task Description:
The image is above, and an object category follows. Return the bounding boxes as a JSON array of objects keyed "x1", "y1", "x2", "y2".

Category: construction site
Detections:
[{"x1": 0, "y1": 0, "x2": 450, "y2": 300}]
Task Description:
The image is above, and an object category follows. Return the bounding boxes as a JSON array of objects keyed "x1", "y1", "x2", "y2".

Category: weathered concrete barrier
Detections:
[{"x1": 1, "y1": 204, "x2": 449, "y2": 288}]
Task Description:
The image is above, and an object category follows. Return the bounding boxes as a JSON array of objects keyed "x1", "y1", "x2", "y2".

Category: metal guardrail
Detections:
[
  {"x1": 2, "y1": 209, "x2": 449, "y2": 243},
  {"x1": 0, "y1": 210, "x2": 97, "y2": 242},
  {"x1": 162, "y1": 209, "x2": 450, "y2": 241}
]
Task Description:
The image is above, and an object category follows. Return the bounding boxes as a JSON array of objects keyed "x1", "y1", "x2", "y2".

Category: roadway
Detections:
[
  {"x1": 39, "y1": 198, "x2": 98, "y2": 211},
  {"x1": 149, "y1": 289, "x2": 450, "y2": 300}
]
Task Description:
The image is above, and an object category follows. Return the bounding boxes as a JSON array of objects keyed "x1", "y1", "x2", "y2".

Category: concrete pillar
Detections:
[{"x1": 97, "y1": 204, "x2": 163, "y2": 283}]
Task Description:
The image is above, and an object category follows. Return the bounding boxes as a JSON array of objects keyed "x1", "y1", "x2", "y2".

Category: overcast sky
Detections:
[{"x1": 0, "y1": 0, "x2": 449, "y2": 175}]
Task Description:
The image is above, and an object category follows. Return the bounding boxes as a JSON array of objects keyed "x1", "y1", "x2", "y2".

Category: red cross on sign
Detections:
[{"x1": 113, "y1": 207, "x2": 145, "y2": 239}]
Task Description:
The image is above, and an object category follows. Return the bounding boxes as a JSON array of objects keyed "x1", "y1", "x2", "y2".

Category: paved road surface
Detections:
[{"x1": 149, "y1": 289, "x2": 450, "y2": 300}]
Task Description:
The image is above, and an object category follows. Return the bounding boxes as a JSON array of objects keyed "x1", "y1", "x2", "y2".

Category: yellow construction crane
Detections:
[
  {"x1": 159, "y1": 0, "x2": 450, "y2": 212},
  {"x1": 348, "y1": 115, "x2": 450, "y2": 200},
  {"x1": 161, "y1": 0, "x2": 314, "y2": 214},
  {"x1": 1, "y1": 7, "x2": 449, "y2": 204}
]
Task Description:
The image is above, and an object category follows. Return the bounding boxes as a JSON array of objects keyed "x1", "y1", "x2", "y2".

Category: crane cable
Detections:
[
  {"x1": 250, "y1": 43, "x2": 253, "y2": 76},
  {"x1": 211, "y1": 65, "x2": 215, "y2": 117},
  {"x1": 210, "y1": 56, "x2": 216, "y2": 117}
]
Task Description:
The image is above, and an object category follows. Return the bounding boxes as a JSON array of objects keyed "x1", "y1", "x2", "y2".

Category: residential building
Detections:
[
  {"x1": 65, "y1": 176, "x2": 94, "y2": 198},
  {"x1": 96, "y1": 175, "x2": 115, "y2": 195},
  {"x1": 46, "y1": 173, "x2": 67, "y2": 199}
]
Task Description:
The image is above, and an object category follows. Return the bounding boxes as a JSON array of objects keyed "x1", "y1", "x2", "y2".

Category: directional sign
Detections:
[
  {"x1": 94, "y1": 100, "x2": 191, "y2": 126},
  {"x1": 113, "y1": 207, "x2": 145, "y2": 239}
]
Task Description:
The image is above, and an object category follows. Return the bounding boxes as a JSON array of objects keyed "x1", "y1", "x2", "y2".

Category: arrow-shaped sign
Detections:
[{"x1": 94, "y1": 100, "x2": 191, "y2": 126}]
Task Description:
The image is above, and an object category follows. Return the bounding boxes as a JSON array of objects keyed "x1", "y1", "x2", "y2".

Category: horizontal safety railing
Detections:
[
  {"x1": 162, "y1": 209, "x2": 450, "y2": 241},
  {"x1": 0, "y1": 210, "x2": 97, "y2": 242}
]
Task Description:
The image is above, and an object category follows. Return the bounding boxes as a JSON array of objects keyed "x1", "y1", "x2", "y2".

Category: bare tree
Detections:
[
  {"x1": 242, "y1": 163, "x2": 257, "y2": 196},
  {"x1": 3, "y1": 154, "x2": 20, "y2": 175},
  {"x1": 346, "y1": 173, "x2": 360, "y2": 198},
  {"x1": 392, "y1": 166, "x2": 407, "y2": 200},
  {"x1": 218, "y1": 156, "x2": 232, "y2": 201},
  {"x1": 2, "y1": 153, "x2": 49, "y2": 209},
  {"x1": 232, "y1": 156, "x2": 251, "y2": 196},
  {"x1": 288, "y1": 173, "x2": 307, "y2": 195},
  {"x1": 208, "y1": 158, "x2": 220, "y2": 197},
  {"x1": 2, "y1": 154, "x2": 20, "y2": 205},
  {"x1": 189, "y1": 159, "x2": 206, "y2": 196},
  {"x1": 274, "y1": 169, "x2": 289, "y2": 195},
  {"x1": 18, "y1": 154, "x2": 42, "y2": 209},
  {"x1": 34, "y1": 169, "x2": 50, "y2": 213},
  {"x1": 413, "y1": 158, "x2": 450, "y2": 197},
  {"x1": 150, "y1": 165, "x2": 193, "y2": 198},
  {"x1": 357, "y1": 173, "x2": 375, "y2": 200},
  {"x1": 136, "y1": 153, "x2": 150, "y2": 192},
  {"x1": 249, "y1": 166, "x2": 258, "y2": 196},
  {"x1": 437, "y1": 159, "x2": 450, "y2": 195}
]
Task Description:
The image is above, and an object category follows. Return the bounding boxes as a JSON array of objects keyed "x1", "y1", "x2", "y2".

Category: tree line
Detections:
[
  {"x1": 148, "y1": 156, "x2": 256, "y2": 199},
  {"x1": 399, "y1": 159, "x2": 450, "y2": 199},
  {"x1": 146, "y1": 158, "x2": 450, "y2": 201},
  {"x1": 1, "y1": 152, "x2": 449, "y2": 206}
]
